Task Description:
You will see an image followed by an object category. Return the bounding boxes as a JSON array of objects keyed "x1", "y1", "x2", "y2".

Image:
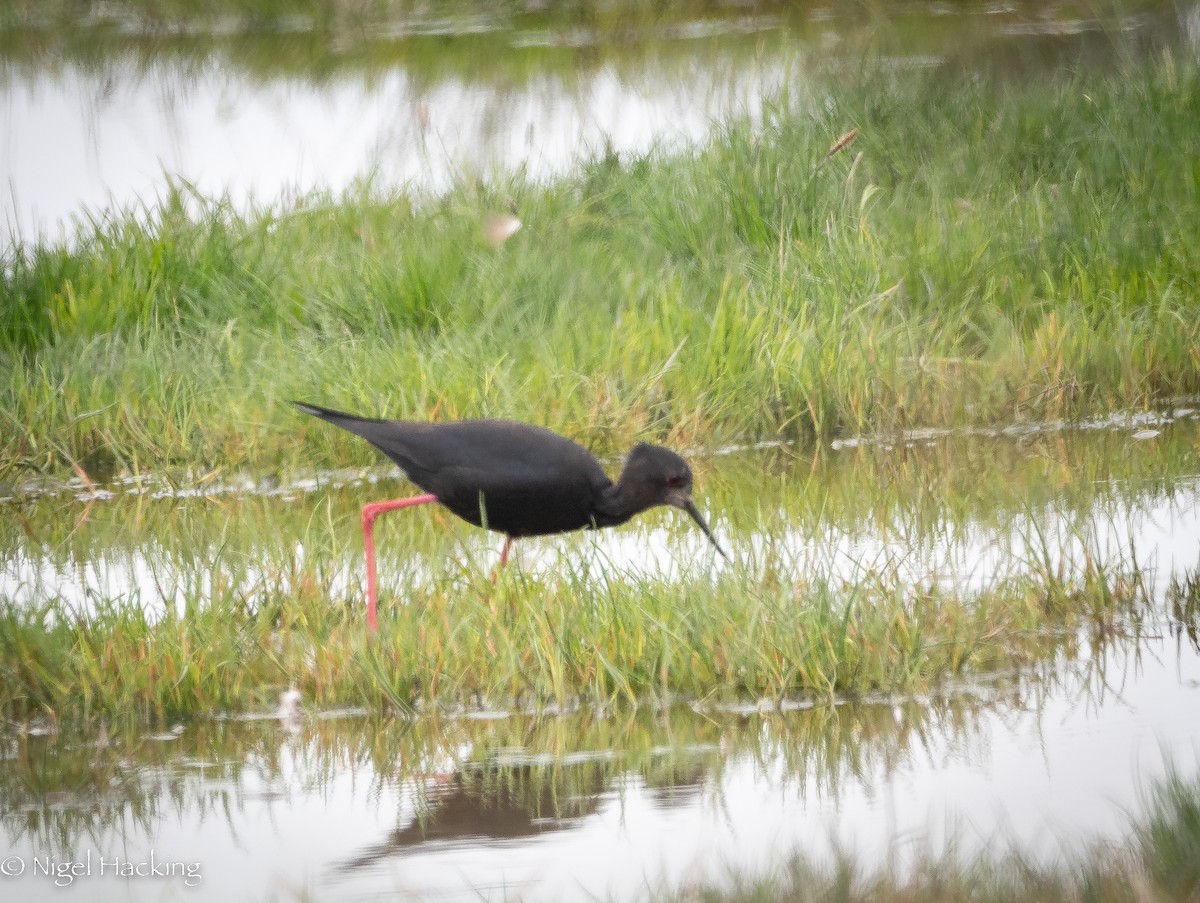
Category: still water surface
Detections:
[
  {"x1": 2, "y1": 412, "x2": 1199, "y2": 901},
  {"x1": 2, "y1": 634, "x2": 1198, "y2": 901},
  {"x1": 4, "y1": 1, "x2": 1198, "y2": 243},
  {"x1": 4, "y1": 407, "x2": 1200, "y2": 616}
]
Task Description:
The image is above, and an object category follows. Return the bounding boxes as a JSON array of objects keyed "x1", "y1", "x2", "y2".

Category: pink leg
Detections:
[
  {"x1": 362, "y1": 494, "x2": 437, "y2": 631},
  {"x1": 491, "y1": 536, "x2": 514, "y2": 585}
]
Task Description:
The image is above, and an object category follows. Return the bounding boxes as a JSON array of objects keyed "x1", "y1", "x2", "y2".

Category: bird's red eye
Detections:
[{"x1": 666, "y1": 475, "x2": 685, "y2": 488}]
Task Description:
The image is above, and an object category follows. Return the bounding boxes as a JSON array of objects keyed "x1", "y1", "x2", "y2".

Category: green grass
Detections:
[
  {"x1": 4, "y1": 402, "x2": 1197, "y2": 723},
  {"x1": 3, "y1": 50, "x2": 1199, "y2": 482},
  {"x1": 3, "y1": 31, "x2": 1200, "y2": 724},
  {"x1": 0, "y1": 521, "x2": 1142, "y2": 721}
]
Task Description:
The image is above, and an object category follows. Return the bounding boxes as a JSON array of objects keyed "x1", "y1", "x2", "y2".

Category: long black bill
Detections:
[{"x1": 683, "y1": 499, "x2": 729, "y2": 560}]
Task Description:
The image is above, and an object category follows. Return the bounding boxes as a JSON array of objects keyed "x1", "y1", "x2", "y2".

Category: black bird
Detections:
[{"x1": 295, "y1": 401, "x2": 726, "y2": 630}]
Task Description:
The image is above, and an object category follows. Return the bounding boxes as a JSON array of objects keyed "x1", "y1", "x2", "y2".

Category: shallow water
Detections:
[
  {"x1": 2, "y1": 412, "x2": 1200, "y2": 900},
  {"x1": 1, "y1": 636, "x2": 1197, "y2": 902},
  {"x1": 4, "y1": 406, "x2": 1200, "y2": 617},
  {"x1": 3, "y1": 1, "x2": 1195, "y2": 243}
]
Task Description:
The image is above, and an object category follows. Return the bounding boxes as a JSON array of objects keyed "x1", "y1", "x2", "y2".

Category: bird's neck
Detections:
[{"x1": 593, "y1": 481, "x2": 644, "y2": 528}]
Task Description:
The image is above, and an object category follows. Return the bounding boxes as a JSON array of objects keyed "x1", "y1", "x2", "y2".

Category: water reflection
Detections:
[
  {"x1": 1, "y1": 608, "x2": 1198, "y2": 902},
  {"x1": 5, "y1": 414, "x2": 1196, "y2": 898},
  {"x1": 3, "y1": 1, "x2": 1194, "y2": 243},
  {"x1": 3, "y1": 14, "x2": 796, "y2": 243},
  {"x1": 334, "y1": 748, "x2": 616, "y2": 868}
]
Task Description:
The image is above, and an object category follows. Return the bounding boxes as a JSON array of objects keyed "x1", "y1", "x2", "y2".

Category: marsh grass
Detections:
[
  {"x1": 0, "y1": 520, "x2": 1160, "y2": 722},
  {"x1": 3, "y1": 50, "x2": 1199, "y2": 478},
  {"x1": 3, "y1": 422, "x2": 1195, "y2": 723},
  {"x1": 3, "y1": 28, "x2": 1200, "y2": 727}
]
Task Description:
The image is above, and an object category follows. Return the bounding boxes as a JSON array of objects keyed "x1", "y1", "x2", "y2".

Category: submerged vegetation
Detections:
[
  {"x1": 4, "y1": 682, "x2": 1200, "y2": 901},
  {"x1": 668, "y1": 769, "x2": 1200, "y2": 903},
  {"x1": 3, "y1": 45, "x2": 1200, "y2": 480},
  {"x1": 0, "y1": 691, "x2": 1001, "y2": 854}
]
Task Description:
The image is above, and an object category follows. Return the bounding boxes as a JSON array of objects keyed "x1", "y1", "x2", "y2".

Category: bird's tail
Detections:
[{"x1": 293, "y1": 400, "x2": 388, "y2": 438}]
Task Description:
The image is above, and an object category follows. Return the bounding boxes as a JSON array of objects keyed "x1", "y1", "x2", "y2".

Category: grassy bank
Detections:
[{"x1": 3, "y1": 50, "x2": 1199, "y2": 481}]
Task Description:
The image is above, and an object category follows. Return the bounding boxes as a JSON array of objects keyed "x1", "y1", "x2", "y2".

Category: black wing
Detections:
[{"x1": 295, "y1": 403, "x2": 613, "y2": 535}]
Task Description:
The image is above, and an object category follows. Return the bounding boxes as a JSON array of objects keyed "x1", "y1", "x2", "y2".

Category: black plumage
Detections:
[{"x1": 295, "y1": 401, "x2": 723, "y2": 547}]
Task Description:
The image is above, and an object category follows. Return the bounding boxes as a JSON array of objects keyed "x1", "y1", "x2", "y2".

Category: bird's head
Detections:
[{"x1": 620, "y1": 443, "x2": 727, "y2": 559}]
